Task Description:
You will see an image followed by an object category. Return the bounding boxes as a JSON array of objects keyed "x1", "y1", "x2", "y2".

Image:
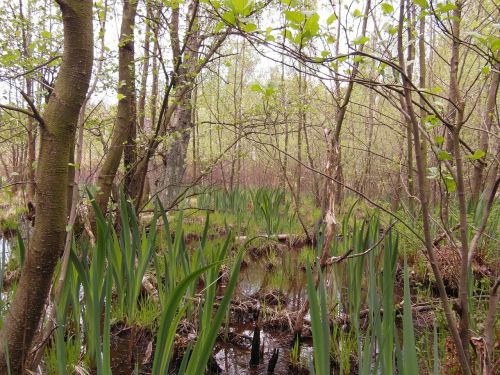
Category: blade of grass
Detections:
[{"x1": 402, "y1": 255, "x2": 419, "y2": 375}]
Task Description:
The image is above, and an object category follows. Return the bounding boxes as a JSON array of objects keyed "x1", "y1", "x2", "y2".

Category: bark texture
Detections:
[
  {"x1": 156, "y1": 105, "x2": 193, "y2": 207},
  {"x1": 0, "y1": 0, "x2": 93, "y2": 372},
  {"x1": 94, "y1": 0, "x2": 137, "y2": 214}
]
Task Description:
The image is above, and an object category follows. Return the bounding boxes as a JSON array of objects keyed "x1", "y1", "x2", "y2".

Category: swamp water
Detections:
[{"x1": 110, "y1": 245, "x2": 318, "y2": 375}]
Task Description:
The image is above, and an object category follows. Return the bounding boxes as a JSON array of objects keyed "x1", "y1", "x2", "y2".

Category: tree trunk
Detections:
[
  {"x1": 157, "y1": 102, "x2": 193, "y2": 207},
  {"x1": 150, "y1": 0, "x2": 204, "y2": 207},
  {"x1": 471, "y1": 61, "x2": 499, "y2": 202},
  {"x1": 397, "y1": 0, "x2": 471, "y2": 372},
  {"x1": 293, "y1": 0, "x2": 370, "y2": 341},
  {"x1": 418, "y1": 14, "x2": 430, "y2": 206},
  {"x1": 296, "y1": 70, "x2": 304, "y2": 205},
  {"x1": 137, "y1": 2, "x2": 152, "y2": 132},
  {"x1": 0, "y1": 1, "x2": 93, "y2": 372},
  {"x1": 93, "y1": 0, "x2": 137, "y2": 215},
  {"x1": 19, "y1": 0, "x2": 37, "y2": 202}
]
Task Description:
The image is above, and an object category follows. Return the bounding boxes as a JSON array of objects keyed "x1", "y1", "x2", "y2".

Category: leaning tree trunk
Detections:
[
  {"x1": 93, "y1": 0, "x2": 137, "y2": 216},
  {"x1": 0, "y1": 1, "x2": 93, "y2": 372}
]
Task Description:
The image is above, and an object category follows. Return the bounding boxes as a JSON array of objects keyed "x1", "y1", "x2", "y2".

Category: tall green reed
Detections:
[{"x1": 309, "y1": 214, "x2": 421, "y2": 375}]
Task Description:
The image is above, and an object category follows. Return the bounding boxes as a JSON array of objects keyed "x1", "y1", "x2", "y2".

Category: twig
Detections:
[
  {"x1": 20, "y1": 91, "x2": 45, "y2": 128},
  {"x1": 0, "y1": 103, "x2": 34, "y2": 118},
  {"x1": 3, "y1": 56, "x2": 61, "y2": 80},
  {"x1": 325, "y1": 222, "x2": 396, "y2": 265}
]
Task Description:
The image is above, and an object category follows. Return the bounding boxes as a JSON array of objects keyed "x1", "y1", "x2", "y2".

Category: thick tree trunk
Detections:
[
  {"x1": 0, "y1": 1, "x2": 93, "y2": 372},
  {"x1": 94, "y1": 0, "x2": 137, "y2": 215},
  {"x1": 156, "y1": 101, "x2": 193, "y2": 207}
]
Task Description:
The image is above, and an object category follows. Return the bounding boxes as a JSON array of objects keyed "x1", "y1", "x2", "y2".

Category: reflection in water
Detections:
[
  {"x1": 215, "y1": 323, "x2": 312, "y2": 375},
  {"x1": 216, "y1": 248, "x2": 318, "y2": 374},
  {"x1": 237, "y1": 248, "x2": 310, "y2": 311}
]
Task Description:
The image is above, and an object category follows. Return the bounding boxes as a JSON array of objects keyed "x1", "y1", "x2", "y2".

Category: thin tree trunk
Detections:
[
  {"x1": 0, "y1": 1, "x2": 93, "y2": 372},
  {"x1": 397, "y1": 1, "x2": 471, "y2": 372},
  {"x1": 131, "y1": 2, "x2": 228, "y2": 210},
  {"x1": 442, "y1": 3, "x2": 462, "y2": 225},
  {"x1": 229, "y1": 40, "x2": 240, "y2": 190},
  {"x1": 471, "y1": 61, "x2": 499, "y2": 202},
  {"x1": 137, "y1": 2, "x2": 152, "y2": 132},
  {"x1": 19, "y1": 0, "x2": 36, "y2": 202},
  {"x1": 93, "y1": 0, "x2": 137, "y2": 215},
  {"x1": 360, "y1": 89, "x2": 375, "y2": 194},
  {"x1": 445, "y1": 2, "x2": 472, "y2": 363},
  {"x1": 293, "y1": 0, "x2": 370, "y2": 340},
  {"x1": 418, "y1": 14, "x2": 430, "y2": 204}
]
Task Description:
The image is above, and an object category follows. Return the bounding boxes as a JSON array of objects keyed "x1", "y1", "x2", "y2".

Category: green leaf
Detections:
[
  {"x1": 438, "y1": 150, "x2": 452, "y2": 161},
  {"x1": 445, "y1": 176, "x2": 456, "y2": 193},
  {"x1": 412, "y1": 0, "x2": 429, "y2": 8},
  {"x1": 303, "y1": 13, "x2": 320, "y2": 37},
  {"x1": 353, "y1": 36, "x2": 370, "y2": 45},
  {"x1": 423, "y1": 114, "x2": 441, "y2": 129},
  {"x1": 466, "y1": 149, "x2": 486, "y2": 160},
  {"x1": 433, "y1": 324, "x2": 440, "y2": 375},
  {"x1": 152, "y1": 263, "x2": 218, "y2": 374},
  {"x1": 117, "y1": 93, "x2": 126, "y2": 101},
  {"x1": 381, "y1": 3, "x2": 394, "y2": 15},
  {"x1": 481, "y1": 66, "x2": 490, "y2": 74},
  {"x1": 327, "y1": 13, "x2": 337, "y2": 25},
  {"x1": 264, "y1": 86, "x2": 276, "y2": 96},
  {"x1": 427, "y1": 166, "x2": 439, "y2": 180},
  {"x1": 284, "y1": 10, "x2": 305, "y2": 24},
  {"x1": 222, "y1": 10, "x2": 236, "y2": 25},
  {"x1": 215, "y1": 21, "x2": 225, "y2": 33},
  {"x1": 388, "y1": 25, "x2": 398, "y2": 35},
  {"x1": 41, "y1": 30, "x2": 52, "y2": 39},
  {"x1": 242, "y1": 23, "x2": 257, "y2": 32},
  {"x1": 353, "y1": 9, "x2": 363, "y2": 17},
  {"x1": 434, "y1": 136, "x2": 445, "y2": 146},
  {"x1": 226, "y1": 0, "x2": 254, "y2": 16},
  {"x1": 250, "y1": 83, "x2": 262, "y2": 92},
  {"x1": 436, "y1": 2, "x2": 457, "y2": 13}
]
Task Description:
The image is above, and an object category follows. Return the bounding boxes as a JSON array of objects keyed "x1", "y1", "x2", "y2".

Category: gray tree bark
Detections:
[{"x1": 155, "y1": 103, "x2": 193, "y2": 207}]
